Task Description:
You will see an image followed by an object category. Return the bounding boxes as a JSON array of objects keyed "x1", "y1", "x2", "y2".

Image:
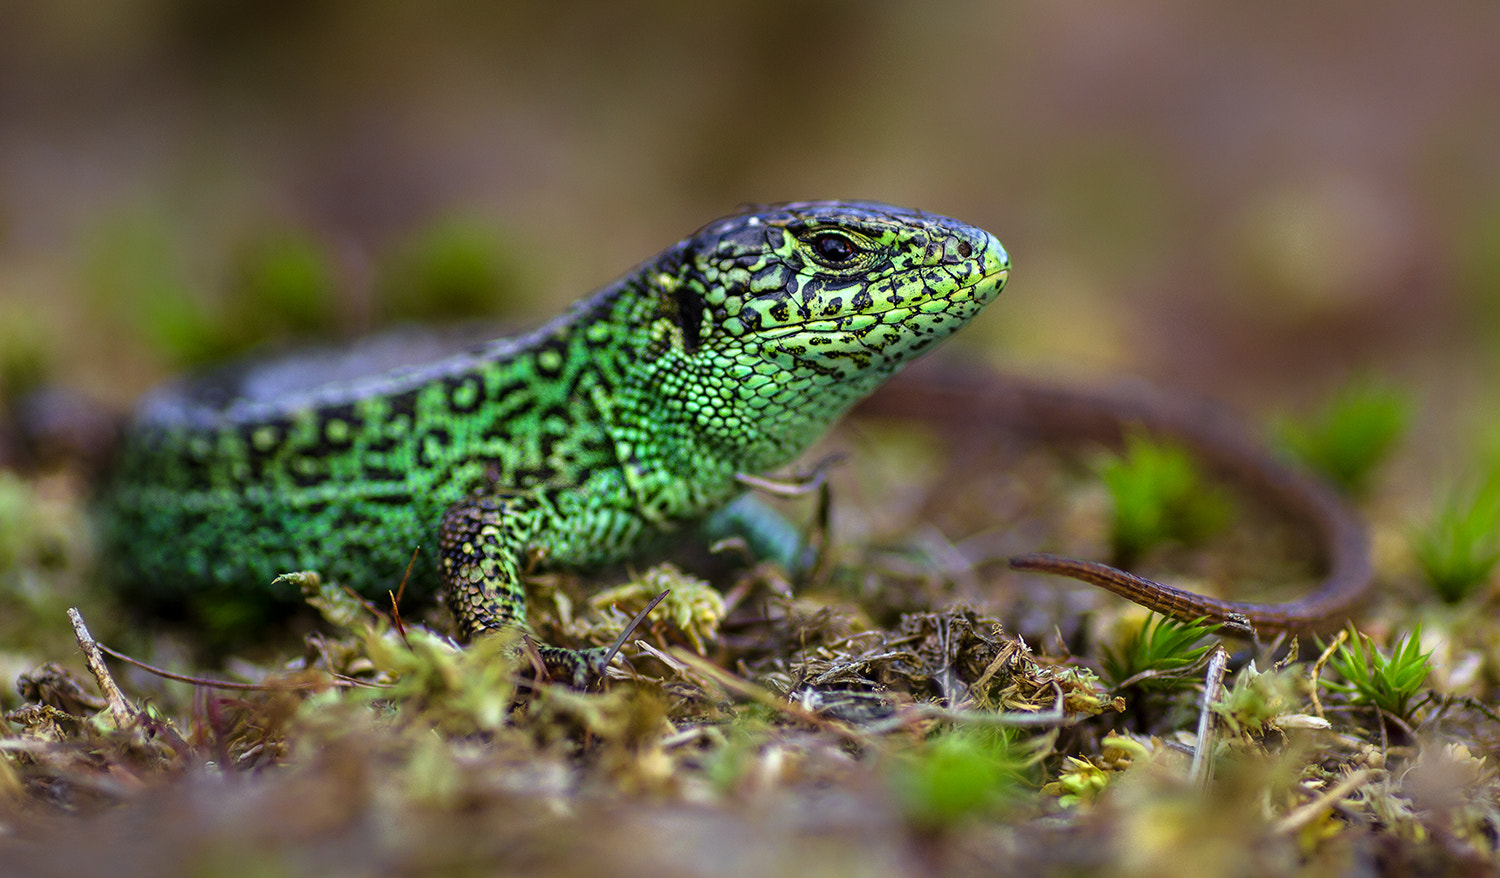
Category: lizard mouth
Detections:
[
  {"x1": 971, "y1": 263, "x2": 1010, "y2": 292},
  {"x1": 866, "y1": 261, "x2": 1010, "y2": 316}
]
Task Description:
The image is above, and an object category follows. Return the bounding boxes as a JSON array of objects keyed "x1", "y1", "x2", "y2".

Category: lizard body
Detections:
[
  {"x1": 98, "y1": 202, "x2": 1009, "y2": 673},
  {"x1": 97, "y1": 200, "x2": 1373, "y2": 677}
]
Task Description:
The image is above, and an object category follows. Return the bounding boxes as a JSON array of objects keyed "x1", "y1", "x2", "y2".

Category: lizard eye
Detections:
[{"x1": 808, "y1": 232, "x2": 858, "y2": 266}]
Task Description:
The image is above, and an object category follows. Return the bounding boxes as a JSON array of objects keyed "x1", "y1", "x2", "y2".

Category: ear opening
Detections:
[{"x1": 670, "y1": 286, "x2": 705, "y2": 353}]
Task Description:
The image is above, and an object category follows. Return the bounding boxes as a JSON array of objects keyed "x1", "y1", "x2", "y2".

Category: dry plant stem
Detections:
[
  {"x1": 1272, "y1": 769, "x2": 1371, "y2": 836},
  {"x1": 859, "y1": 369, "x2": 1372, "y2": 636},
  {"x1": 594, "y1": 588, "x2": 671, "y2": 683},
  {"x1": 388, "y1": 544, "x2": 423, "y2": 640},
  {"x1": 1191, "y1": 646, "x2": 1229, "y2": 789},
  {"x1": 338, "y1": 583, "x2": 386, "y2": 620},
  {"x1": 1455, "y1": 696, "x2": 1500, "y2": 729},
  {"x1": 1307, "y1": 629, "x2": 1349, "y2": 722},
  {"x1": 67, "y1": 607, "x2": 139, "y2": 727},
  {"x1": 95, "y1": 642, "x2": 363, "y2": 691},
  {"x1": 806, "y1": 477, "x2": 835, "y2": 588},
  {"x1": 868, "y1": 685, "x2": 1074, "y2": 732},
  {"x1": 666, "y1": 648, "x2": 869, "y2": 743},
  {"x1": 1113, "y1": 659, "x2": 1215, "y2": 691},
  {"x1": 732, "y1": 453, "x2": 843, "y2": 498},
  {"x1": 1378, "y1": 708, "x2": 1417, "y2": 742}
]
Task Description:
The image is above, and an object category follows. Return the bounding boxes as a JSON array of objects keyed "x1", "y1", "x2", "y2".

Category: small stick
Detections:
[
  {"x1": 389, "y1": 545, "x2": 421, "y2": 641},
  {"x1": 1307, "y1": 628, "x2": 1348, "y2": 722},
  {"x1": 1190, "y1": 645, "x2": 1230, "y2": 789},
  {"x1": 95, "y1": 642, "x2": 366, "y2": 691},
  {"x1": 734, "y1": 452, "x2": 843, "y2": 497},
  {"x1": 67, "y1": 607, "x2": 139, "y2": 727},
  {"x1": 1272, "y1": 769, "x2": 1370, "y2": 836},
  {"x1": 592, "y1": 589, "x2": 671, "y2": 686}
]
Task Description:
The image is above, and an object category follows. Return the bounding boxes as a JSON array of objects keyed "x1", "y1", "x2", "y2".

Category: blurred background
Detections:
[{"x1": 1, "y1": 0, "x2": 1498, "y2": 462}]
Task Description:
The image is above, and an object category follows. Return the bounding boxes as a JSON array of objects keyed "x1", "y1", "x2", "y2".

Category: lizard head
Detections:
[
  {"x1": 665, "y1": 201, "x2": 1007, "y2": 372},
  {"x1": 620, "y1": 201, "x2": 1008, "y2": 471}
]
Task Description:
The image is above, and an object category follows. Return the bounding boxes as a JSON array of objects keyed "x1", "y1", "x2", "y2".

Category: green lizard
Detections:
[{"x1": 98, "y1": 201, "x2": 1010, "y2": 680}]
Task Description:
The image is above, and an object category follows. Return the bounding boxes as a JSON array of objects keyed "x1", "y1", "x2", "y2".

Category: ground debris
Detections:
[
  {"x1": 15, "y1": 662, "x2": 105, "y2": 716},
  {"x1": 756, "y1": 608, "x2": 1118, "y2": 728},
  {"x1": 2, "y1": 434, "x2": 1499, "y2": 876}
]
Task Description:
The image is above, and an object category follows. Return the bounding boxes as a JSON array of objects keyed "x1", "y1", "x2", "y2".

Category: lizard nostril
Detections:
[{"x1": 957, "y1": 241, "x2": 973, "y2": 258}]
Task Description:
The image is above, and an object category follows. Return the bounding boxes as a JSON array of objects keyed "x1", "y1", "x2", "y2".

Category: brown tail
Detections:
[{"x1": 853, "y1": 364, "x2": 1372, "y2": 636}]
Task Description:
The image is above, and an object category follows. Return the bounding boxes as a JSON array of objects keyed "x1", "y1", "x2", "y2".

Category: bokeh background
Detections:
[
  {"x1": 4, "y1": 8, "x2": 1500, "y2": 873},
  {"x1": 2, "y1": 0, "x2": 1499, "y2": 470}
]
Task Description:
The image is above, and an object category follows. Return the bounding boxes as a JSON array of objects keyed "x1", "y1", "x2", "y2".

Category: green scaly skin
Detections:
[{"x1": 98, "y1": 202, "x2": 1009, "y2": 680}]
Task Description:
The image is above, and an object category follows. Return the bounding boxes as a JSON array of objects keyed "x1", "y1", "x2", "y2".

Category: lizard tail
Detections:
[{"x1": 854, "y1": 365, "x2": 1372, "y2": 636}]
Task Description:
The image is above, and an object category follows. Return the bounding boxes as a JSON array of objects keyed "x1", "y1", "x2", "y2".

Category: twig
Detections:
[
  {"x1": 389, "y1": 544, "x2": 422, "y2": 642},
  {"x1": 734, "y1": 453, "x2": 843, "y2": 497},
  {"x1": 1112, "y1": 652, "x2": 1215, "y2": 692},
  {"x1": 1307, "y1": 628, "x2": 1347, "y2": 721},
  {"x1": 665, "y1": 648, "x2": 870, "y2": 743},
  {"x1": 592, "y1": 588, "x2": 671, "y2": 688},
  {"x1": 1378, "y1": 707, "x2": 1417, "y2": 742},
  {"x1": 1272, "y1": 769, "x2": 1371, "y2": 836},
  {"x1": 861, "y1": 682, "x2": 1075, "y2": 734},
  {"x1": 67, "y1": 607, "x2": 140, "y2": 727},
  {"x1": 1190, "y1": 645, "x2": 1229, "y2": 789},
  {"x1": 95, "y1": 642, "x2": 366, "y2": 691}
]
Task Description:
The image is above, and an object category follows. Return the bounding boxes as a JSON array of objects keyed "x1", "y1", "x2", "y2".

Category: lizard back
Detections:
[{"x1": 100, "y1": 290, "x2": 637, "y2": 603}]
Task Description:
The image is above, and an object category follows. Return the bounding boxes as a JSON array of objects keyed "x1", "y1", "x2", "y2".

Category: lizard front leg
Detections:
[{"x1": 438, "y1": 492, "x2": 608, "y2": 685}]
